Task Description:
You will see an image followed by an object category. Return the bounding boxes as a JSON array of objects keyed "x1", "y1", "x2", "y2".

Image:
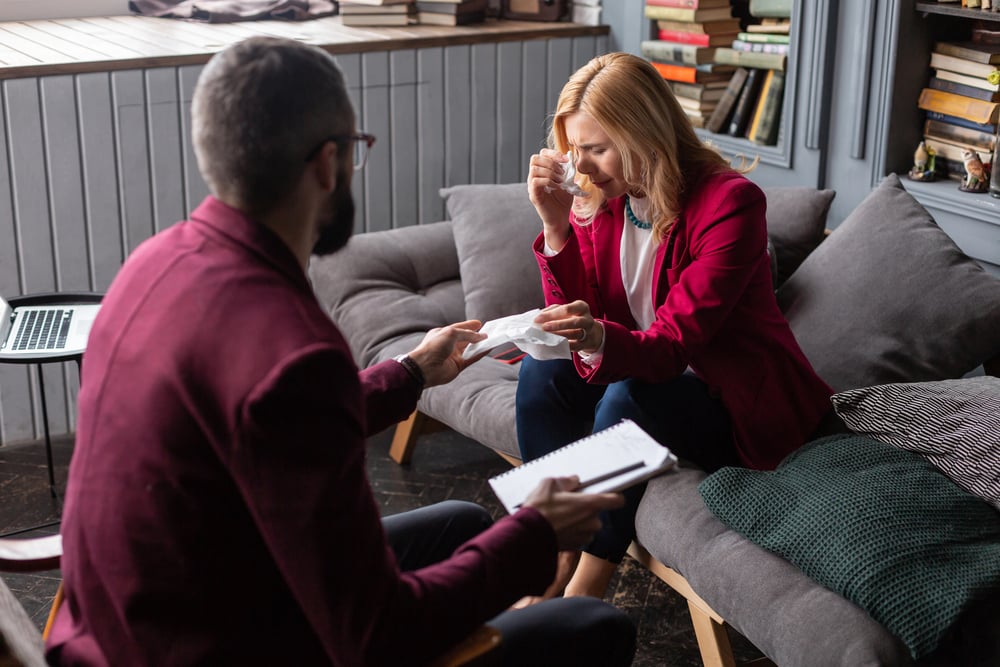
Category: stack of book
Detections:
[
  {"x1": 641, "y1": 0, "x2": 741, "y2": 128},
  {"x1": 701, "y1": 0, "x2": 789, "y2": 145},
  {"x1": 338, "y1": 0, "x2": 414, "y2": 26},
  {"x1": 916, "y1": 37, "x2": 1000, "y2": 181},
  {"x1": 415, "y1": 0, "x2": 488, "y2": 25}
]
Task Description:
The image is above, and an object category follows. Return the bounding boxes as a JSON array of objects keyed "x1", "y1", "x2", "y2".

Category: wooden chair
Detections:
[{"x1": 0, "y1": 534, "x2": 63, "y2": 666}]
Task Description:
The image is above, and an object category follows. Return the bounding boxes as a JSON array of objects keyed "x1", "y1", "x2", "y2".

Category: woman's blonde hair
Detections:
[{"x1": 550, "y1": 52, "x2": 747, "y2": 243}]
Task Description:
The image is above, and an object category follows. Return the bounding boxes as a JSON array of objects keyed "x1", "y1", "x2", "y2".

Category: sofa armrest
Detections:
[{"x1": 309, "y1": 221, "x2": 466, "y2": 368}]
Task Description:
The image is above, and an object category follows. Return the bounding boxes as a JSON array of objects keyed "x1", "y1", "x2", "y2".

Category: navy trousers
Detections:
[
  {"x1": 515, "y1": 357, "x2": 741, "y2": 563},
  {"x1": 384, "y1": 500, "x2": 637, "y2": 667}
]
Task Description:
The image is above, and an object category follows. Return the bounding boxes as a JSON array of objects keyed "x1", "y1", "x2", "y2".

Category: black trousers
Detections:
[{"x1": 383, "y1": 500, "x2": 637, "y2": 667}]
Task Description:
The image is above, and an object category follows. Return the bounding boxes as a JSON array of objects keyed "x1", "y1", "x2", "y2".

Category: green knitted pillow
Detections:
[{"x1": 699, "y1": 434, "x2": 1000, "y2": 660}]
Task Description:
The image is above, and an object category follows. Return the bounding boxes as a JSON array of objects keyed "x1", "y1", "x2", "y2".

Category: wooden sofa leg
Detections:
[
  {"x1": 389, "y1": 411, "x2": 426, "y2": 464},
  {"x1": 688, "y1": 601, "x2": 737, "y2": 667}
]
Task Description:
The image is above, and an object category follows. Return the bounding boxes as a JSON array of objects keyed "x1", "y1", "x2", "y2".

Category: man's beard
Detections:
[{"x1": 312, "y1": 181, "x2": 355, "y2": 256}]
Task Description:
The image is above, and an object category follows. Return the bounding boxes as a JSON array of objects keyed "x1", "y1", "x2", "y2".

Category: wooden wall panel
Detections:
[
  {"x1": 178, "y1": 65, "x2": 208, "y2": 213},
  {"x1": 77, "y1": 72, "x2": 124, "y2": 291},
  {"x1": 443, "y1": 44, "x2": 472, "y2": 193},
  {"x1": 470, "y1": 43, "x2": 498, "y2": 186},
  {"x1": 417, "y1": 47, "x2": 446, "y2": 225},
  {"x1": 390, "y1": 50, "x2": 419, "y2": 229},
  {"x1": 145, "y1": 68, "x2": 185, "y2": 234},
  {"x1": 360, "y1": 51, "x2": 391, "y2": 233},
  {"x1": 111, "y1": 70, "x2": 154, "y2": 253},
  {"x1": 0, "y1": 36, "x2": 602, "y2": 444}
]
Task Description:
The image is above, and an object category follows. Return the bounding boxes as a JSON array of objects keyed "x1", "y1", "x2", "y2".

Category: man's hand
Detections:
[
  {"x1": 521, "y1": 476, "x2": 624, "y2": 551},
  {"x1": 407, "y1": 320, "x2": 487, "y2": 388}
]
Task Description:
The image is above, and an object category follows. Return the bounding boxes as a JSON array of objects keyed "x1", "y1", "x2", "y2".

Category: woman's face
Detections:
[{"x1": 564, "y1": 112, "x2": 628, "y2": 200}]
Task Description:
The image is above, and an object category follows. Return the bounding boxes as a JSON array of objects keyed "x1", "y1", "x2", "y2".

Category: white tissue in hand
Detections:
[
  {"x1": 462, "y1": 309, "x2": 571, "y2": 361},
  {"x1": 559, "y1": 152, "x2": 589, "y2": 197}
]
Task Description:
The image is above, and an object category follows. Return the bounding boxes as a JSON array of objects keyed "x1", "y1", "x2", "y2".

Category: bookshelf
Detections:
[
  {"x1": 915, "y1": 2, "x2": 1000, "y2": 22},
  {"x1": 894, "y1": 1, "x2": 1000, "y2": 275},
  {"x1": 639, "y1": 0, "x2": 810, "y2": 173}
]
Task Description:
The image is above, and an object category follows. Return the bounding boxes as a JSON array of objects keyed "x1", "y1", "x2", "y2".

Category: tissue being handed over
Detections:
[{"x1": 462, "y1": 309, "x2": 571, "y2": 361}]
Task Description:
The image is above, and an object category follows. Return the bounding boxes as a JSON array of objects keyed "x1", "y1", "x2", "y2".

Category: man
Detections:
[{"x1": 46, "y1": 37, "x2": 636, "y2": 666}]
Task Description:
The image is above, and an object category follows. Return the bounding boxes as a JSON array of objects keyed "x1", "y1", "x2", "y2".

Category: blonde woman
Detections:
[{"x1": 516, "y1": 52, "x2": 835, "y2": 602}]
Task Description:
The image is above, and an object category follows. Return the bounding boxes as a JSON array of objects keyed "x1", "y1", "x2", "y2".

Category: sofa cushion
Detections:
[
  {"x1": 441, "y1": 183, "x2": 546, "y2": 323},
  {"x1": 308, "y1": 221, "x2": 465, "y2": 368},
  {"x1": 761, "y1": 186, "x2": 835, "y2": 286},
  {"x1": 634, "y1": 466, "x2": 910, "y2": 667},
  {"x1": 776, "y1": 173, "x2": 1000, "y2": 392},
  {"x1": 832, "y1": 376, "x2": 1000, "y2": 510},
  {"x1": 698, "y1": 434, "x2": 1000, "y2": 661}
]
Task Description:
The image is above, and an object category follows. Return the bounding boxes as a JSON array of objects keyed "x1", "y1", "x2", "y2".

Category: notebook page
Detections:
[{"x1": 489, "y1": 419, "x2": 677, "y2": 514}]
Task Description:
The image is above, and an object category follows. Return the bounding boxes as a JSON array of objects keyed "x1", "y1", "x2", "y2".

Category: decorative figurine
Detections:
[
  {"x1": 907, "y1": 141, "x2": 937, "y2": 182},
  {"x1": 959, "y1": 149, "x2": 990, "y2": 193}
]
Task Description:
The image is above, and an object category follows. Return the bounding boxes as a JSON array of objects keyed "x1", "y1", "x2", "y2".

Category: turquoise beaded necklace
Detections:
[{"x1": 624, "y1": 195, "x2": 652, "y2": 230}]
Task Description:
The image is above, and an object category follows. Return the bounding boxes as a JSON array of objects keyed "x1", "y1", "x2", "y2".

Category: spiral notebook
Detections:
[{"x1": 489, "y1": 419, "x2": 678, "y2": 514}]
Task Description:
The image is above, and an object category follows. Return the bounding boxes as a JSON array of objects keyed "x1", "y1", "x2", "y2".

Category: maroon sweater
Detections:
[{"x1": 48, "y1": 197, "x2": 556, "y2": 666}]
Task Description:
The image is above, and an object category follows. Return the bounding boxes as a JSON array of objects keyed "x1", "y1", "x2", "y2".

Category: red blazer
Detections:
[{"x1": 533, "y1": 170, "x2": 832, "y2": 470}]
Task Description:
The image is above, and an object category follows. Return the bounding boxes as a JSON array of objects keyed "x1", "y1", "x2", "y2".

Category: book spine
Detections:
[
  {"x1": 714, "y1": 48, "x2": 787, "y2": 71},
  {"x1": 728, "y1": 67, "x2": 764, "y2": 136},
  {"x1": 645, "y1": 6, "x2": 698, "y2": 21},
  {"x1": 731, "y1": 40, "x2": 790, "y2": 54},
  {"x1": 641, "y1": 40, "x2": 714, "y2": 66},
  {"x1": 736, "y1": 31, "x2": 790, "y2": 44},
  {"x1": 933, "y1": 41, "x2": 1000, "y2": 64},
  {"x1": 751, "y1": 70, "x2": 785, "y2": 145},
  {"x1": 650, "y1": 61, "x2": 698, "y2": 83},
  {"x1": 746, "y1": 70, "x2": 775, "y2": 141},
  {"x1": 918, "y1": 88, "x2": 999, "y2": 125},
  {"x1": 656, "y1": 29, "x2": 712, "y2": 46},
  {"x1": 928, "y1": 76, "x2": 1000, "y2": 102},
  {"x1": 706, "y1": 67, "x2": 749, "y2": 133},
  {"x1": 925, "y1": 111, "x2": 998, "y2": 134},
  {"x1": 669, "y1": 81, "x2": 710, "y2": 100},
  {"x1": 645, "y1": 0, "x2": 709, "y2": 6},
  {"x1": 924, "y1": 119, "x2": 996, "y2": 151},
  {"x1": 748, "y1": 0, "x2": 793, "y2": 18},
  {"x1": 930, "y1": 52, "x2": 999, "y2": 79},
  {"x1": 924, "y1": 137, "x2": 984, "y2": 163}
]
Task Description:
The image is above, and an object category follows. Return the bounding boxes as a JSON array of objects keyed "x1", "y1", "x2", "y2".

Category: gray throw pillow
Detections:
[
  {"x1": 761, "y1": 186, "x2": 835, "y2": 286},
  {"x1": 776, "y1": 173, "x2": 1000, "y2": 392},
  {"x1": 832, "y1": 377, "x2": 1000, "y2": 511},
  {"x1": 441, "y1": 183, "x2": 545, "y2": 322}
]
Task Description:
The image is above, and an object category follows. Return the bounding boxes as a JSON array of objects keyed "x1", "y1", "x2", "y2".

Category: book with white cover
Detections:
[{"x1": 489, "y1": 419, "x2": 677, "y2": 514}]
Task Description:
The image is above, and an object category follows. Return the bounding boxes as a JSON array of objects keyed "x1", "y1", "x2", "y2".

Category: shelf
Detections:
[
  {"x1": 901, "y1": 175, "x2": 1000, "y2": 224},
  {"x1": 915, "y1": 2, "x2": 1000, "y2": 23}
]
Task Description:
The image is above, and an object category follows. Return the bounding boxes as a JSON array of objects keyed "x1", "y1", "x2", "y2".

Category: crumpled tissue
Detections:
[{"x1": 462, "y1": 309, "x2": 571, "y2": 361}]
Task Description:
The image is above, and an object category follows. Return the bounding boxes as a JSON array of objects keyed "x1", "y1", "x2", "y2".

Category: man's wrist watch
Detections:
[{"x1": 393, "y1": 354, "x2": 426, "y2": 389}]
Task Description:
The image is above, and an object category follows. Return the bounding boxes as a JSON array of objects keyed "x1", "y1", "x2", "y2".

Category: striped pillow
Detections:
[{"x1": 831, "y1": 377, "x2": 1000, "y2": 510}]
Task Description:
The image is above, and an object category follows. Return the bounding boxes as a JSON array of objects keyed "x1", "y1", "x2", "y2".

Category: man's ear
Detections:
[{"x1": 309, "y1": 140, "x2": 338, "y2": 193}]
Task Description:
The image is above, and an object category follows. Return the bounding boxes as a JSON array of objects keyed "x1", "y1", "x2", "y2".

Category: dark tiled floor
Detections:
[{"x1": 1, "y1": 428, "x2": 764, "y2": 665}]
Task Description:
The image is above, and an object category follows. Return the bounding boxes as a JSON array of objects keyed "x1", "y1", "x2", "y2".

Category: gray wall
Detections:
[{"x1": 0, "y1": 34, "x2": 608, "y2": 445}]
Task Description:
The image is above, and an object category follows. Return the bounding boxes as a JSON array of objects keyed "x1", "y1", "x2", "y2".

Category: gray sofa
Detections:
[{"x1": 310, "y1": 175, "x2": 1000, "y2": 667}]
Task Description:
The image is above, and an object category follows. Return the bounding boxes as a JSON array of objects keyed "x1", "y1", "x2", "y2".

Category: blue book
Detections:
[{"x1": 925, "y1": 111, "x2": 997, "y2": 134}]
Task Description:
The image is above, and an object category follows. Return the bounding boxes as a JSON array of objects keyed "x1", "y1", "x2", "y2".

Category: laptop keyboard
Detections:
[{"x1": 13, "y1": 309, "x2": 72, "y2": 351}]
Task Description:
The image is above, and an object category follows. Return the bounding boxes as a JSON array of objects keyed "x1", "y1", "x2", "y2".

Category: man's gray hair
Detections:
[{"x1": 192, "y1": 37, "x2": 353, "y2": 216}]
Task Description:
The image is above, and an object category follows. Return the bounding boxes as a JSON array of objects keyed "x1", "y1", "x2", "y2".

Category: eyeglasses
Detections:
[{"x1": 305, "y1": 132, "x2": 377, "y2": 170}]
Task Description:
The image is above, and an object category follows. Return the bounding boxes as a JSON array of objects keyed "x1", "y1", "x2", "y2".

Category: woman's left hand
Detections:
[{"x1": 534, "y1": 301, "x2": 604, "y2": 353}]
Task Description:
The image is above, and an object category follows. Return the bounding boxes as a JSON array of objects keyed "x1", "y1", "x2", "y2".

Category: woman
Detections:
[{"x1": 516, "y1": 52, "x2": 834, "y2": 601}]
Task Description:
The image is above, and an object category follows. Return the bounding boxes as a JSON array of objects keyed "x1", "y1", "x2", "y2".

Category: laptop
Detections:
[{"x1": 0, "y1": 296, "x2": 101, "y2": 358}]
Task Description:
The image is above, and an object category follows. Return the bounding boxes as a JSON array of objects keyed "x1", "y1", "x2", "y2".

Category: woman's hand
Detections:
[
  {"x1": 527, "y1": 149, "x2": 574, "y2": 252},
  {"x1": 534, "y1": 301, "x2": 604, "y2": 353}
]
